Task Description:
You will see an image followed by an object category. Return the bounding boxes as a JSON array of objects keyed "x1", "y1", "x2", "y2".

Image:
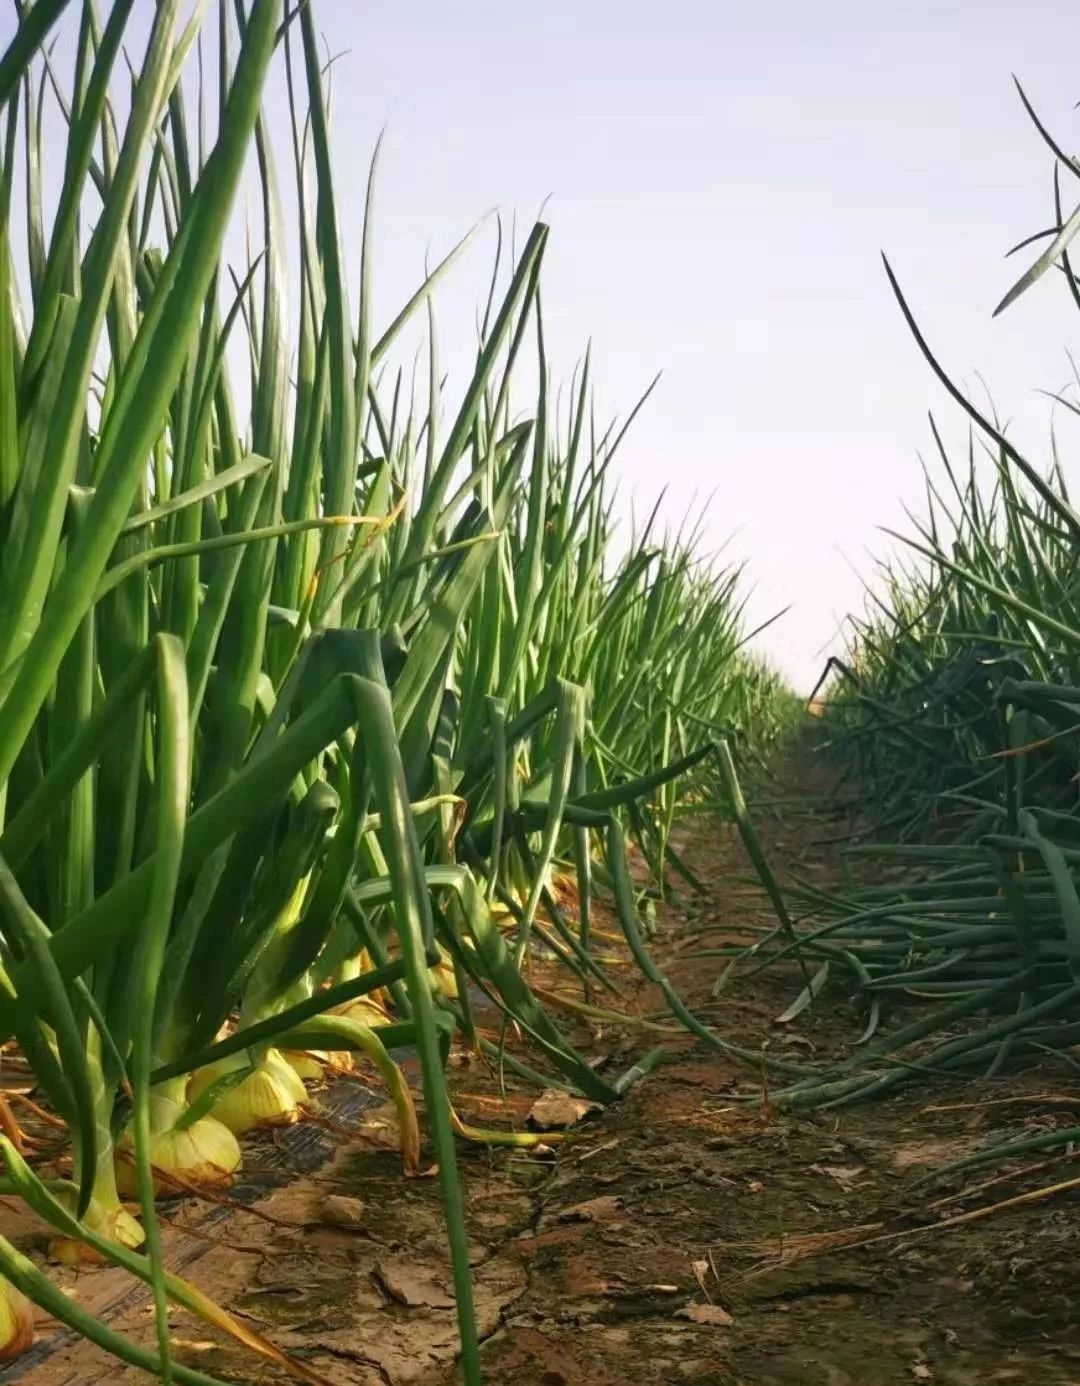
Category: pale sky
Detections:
[
  {"x1": 323, "y1": 0, "x2": 1079, "y2": 691},
  {"x1": 11, "y1": 1, "x2": 1080, "y2": 691}
]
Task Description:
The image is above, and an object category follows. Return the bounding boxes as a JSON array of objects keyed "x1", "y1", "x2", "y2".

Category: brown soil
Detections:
[{"x1": 5, "y1": 747, "x2": 1080, "y2": 1385}]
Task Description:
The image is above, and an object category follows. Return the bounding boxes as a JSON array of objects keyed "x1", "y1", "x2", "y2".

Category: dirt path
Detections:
[{"x1": 6, "y1": 747, "x2": 1080, "y2": 1385}]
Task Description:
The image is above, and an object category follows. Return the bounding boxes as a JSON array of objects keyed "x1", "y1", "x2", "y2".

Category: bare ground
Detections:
[{"x1": 5, "y1": 746, "x2": 1080, "y2": 1385}]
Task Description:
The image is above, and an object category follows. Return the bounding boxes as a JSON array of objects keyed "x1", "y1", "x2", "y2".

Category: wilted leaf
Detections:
[
  {"x1": 812, "y1": 1164, "x2": 864, "y2": 1190},
  {"x1": 374, "y1": 1258, "x2": 455, "y2": 1310},
  {"x1": 320, "y1": 1195, "x2": 366, "y2": 1228},
  {"x1": 676, "y1": 1302, "x2": 733, "y2": 1327},
  {"x1": 557, "y1": 1196, "x2": 622, "y2": 1223},
  {"x1": 526, "y1": 1089, "x2": 600, "y2": 1130}
]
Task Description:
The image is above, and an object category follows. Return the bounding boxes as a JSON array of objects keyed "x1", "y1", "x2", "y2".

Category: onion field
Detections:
[{"x1": 2, "y1": 4, "x2": 1080, "y2": 1384}]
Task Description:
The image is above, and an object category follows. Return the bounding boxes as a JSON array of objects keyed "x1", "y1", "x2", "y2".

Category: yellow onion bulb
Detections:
[
  {"x1": 351, "y1": 951, "x2": 391, "y2": 1011},
  {"x1": 115, "y1": 1109, "x2": 241, "y2": 1199},
  {"x1": 0, "y1": 1277, "x2": 32, "y2": 1363},
  {"x1": 282, "y1": 1049, "x2": 326, "y2": 1082},
  {"x1": 49, "y1": 1199, "x2": 144, "y2": 1266},
  {"x1": 428, "y1": 944, "x2": 459, "y2": 999},
  {"x1": 188, "y1": 1048, "x2": 307, "y2": 1135},
  {"x1": 332, "y1": 995, "x2": 392, "y2": 1028},
  {"x1": 283, "y1": 1046, "x2": 357, "y2": 1080}
]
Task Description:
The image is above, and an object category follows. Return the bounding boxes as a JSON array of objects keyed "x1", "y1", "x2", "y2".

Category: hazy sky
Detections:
[
  {"x1": 11, "y1": 1, "x2": 1080, "y2": 691},
  {"x1": 319, "y1": 0, "x2": 1079, "y2": 691}
]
